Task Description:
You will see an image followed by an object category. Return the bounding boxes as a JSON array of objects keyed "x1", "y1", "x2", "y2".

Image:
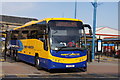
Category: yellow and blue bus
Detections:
[{"x1": 8, "y1": 18, "x2": 92, "y2": 71}]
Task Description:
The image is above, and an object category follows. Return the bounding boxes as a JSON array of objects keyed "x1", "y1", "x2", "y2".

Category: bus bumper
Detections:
[{"x1": 40, "y1": 58, "x2": 87, "y2": 69}]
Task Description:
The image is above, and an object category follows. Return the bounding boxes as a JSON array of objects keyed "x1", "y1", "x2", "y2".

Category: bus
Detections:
[{"x1": 8, "y1": 18, "x2": 92, "y2": 71}]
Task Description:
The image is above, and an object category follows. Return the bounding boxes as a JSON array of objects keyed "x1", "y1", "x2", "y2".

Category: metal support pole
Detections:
[
  {"x1": 74, "y1": 1, "x2": 77, "y2": 19},
  {"x1": 4, "y1": 25, "x2": 9, "y2": 61},
  {"x1": 92, "y1": 1, "x2": 97, "y2": 60},
  {"x1": 4, "y1": 31, "x2": 8, "y2": 61}
]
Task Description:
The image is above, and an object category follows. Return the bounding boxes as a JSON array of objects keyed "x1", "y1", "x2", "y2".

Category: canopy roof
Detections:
[
  {"x1": 96, "y1": 27, "x2": 120, "y2": 36},
  {"x1": 86, "y1": 27, "x2": 120, "y2": 39}
]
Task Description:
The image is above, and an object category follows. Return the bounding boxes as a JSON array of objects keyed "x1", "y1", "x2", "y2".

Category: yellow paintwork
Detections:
[
  {"x1": 18, "y1": 39, "x2": 49, "y2": 58},
  {"x1": 13, "y1": 18, "x2": 82, "y2": 30},
  {"x1": 18, "y1": 39, "x2": 87, "y2": 64},
  {"x1": 50, "y1": 55, "x2": 87, "y2": 64},
  {"x1": 15, "y1": 18, "x2": 86, "y2": 64},
  {"x1": 0, "y1": 33, "x2": 6, "y2": 38}
]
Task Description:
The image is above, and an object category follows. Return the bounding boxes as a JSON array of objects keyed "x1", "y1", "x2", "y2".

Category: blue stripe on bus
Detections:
[
  {"x1": 17, "y1": 53, "x2": 87, "y2": 69},
  {"x1": 50, "y1": 50, "x2": 87, "y2": 58},
  {"x1": 40, "y1": 58, "x2": 87, "y2": 69},
  {"x1": 18, "y1": 53, "x2": 35, "y2": 64}
]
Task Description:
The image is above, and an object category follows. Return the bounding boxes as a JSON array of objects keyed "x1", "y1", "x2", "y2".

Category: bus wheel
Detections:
[
  {"x1": 35, "y1": 56, "x2": 42, "y2": 70},
  {"x1": 14, "y1": 50, "x2": 20, "y2": 62},
  {"x1": 48, "y1": 69, "x2": 54, "y2": 73},
  {"x1": 81, "y1": 67, "x2": 87, "y2": 72},
  {"x1": 11, "y1": 50, "x2": 15, "y2": 60}
]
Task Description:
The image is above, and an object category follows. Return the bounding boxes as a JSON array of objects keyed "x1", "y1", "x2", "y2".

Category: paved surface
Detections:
[{"x1": 0, "y1": 56, "x2": 119, "y2": 78}]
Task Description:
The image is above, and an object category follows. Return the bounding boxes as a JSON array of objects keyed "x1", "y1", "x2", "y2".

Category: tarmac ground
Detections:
[{"x1": 0, "y1": 54, "x2": 119, "y2": 79}]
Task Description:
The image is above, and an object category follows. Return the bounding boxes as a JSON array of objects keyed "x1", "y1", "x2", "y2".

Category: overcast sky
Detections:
[{"x1": 1, "y1": 1, "x2": 118, "y2": 30}]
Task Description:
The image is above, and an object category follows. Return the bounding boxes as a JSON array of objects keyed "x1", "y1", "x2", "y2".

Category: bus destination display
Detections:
[{"x1": 56, "y1": 22, "x2": 78, "y2": 27}]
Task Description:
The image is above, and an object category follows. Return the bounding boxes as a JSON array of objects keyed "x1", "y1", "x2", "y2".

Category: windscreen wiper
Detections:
[
  {"x1": 56, "y1": 46, "x2": 68, "y2": 52},
  {"x1": 56, "y1": 47, "x2": 87, "y2": 52}
]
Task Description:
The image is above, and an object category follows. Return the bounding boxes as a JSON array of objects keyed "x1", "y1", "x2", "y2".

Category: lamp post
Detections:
[
  {"x1": 91, "y1": 0, "x2": 98, "y2": 60},
  {"x1": 4, "y1": 24, "x2": 9, "y2": 61},
  {"x1": 74, "y1": 1, "x2": 77, "y2": 19}
]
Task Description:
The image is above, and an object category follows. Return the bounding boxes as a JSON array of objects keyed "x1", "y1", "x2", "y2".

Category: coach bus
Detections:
[{"x1": 8, "y1": 18, "x2": 92, "y2": 71}]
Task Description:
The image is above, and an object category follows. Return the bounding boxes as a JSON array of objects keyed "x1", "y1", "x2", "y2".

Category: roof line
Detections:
[
  {"x1": 0, "y1": 15, "x2": 38, "y2": 21},
  {"x1": 105, "y1": 27, "x2": 119, "y2": 31},
  {"x1": 86, "y1": 33, "x2": 120, "y2": 36},
  {"x1": 104, "y1": 37, "x2": 117, "y2": 39},
  {"x1": 96, "y1": 27, "x2": 119, "y2": 32},
  {"x1": 96, "y1": 34, "x2": 120, "y2": 36},
  {"x1": 96, "y1": 27, "x2": 106, "y2": 32},
  {"x1": 0, "y1": 21, "x2": 23, "y2": 26}
]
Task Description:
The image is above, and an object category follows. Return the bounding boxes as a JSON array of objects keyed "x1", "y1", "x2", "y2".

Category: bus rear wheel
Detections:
[
  {"x1": 10, "y1": 50, "x2": 15, "y2": 59},
  {"x1": 14, "y1": 50, "x2": 20, "y2": 62},
  {"x1": 35, "y1": 56, "x2": 42, "y2": 70}
]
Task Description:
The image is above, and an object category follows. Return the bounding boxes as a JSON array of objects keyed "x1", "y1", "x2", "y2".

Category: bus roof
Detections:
[
  {"x1": 42, "y1": 18, "x2": 82, "y2": 22},
  {"x1": 13, "y1": 18, "x2": 82, "y2": 30}
]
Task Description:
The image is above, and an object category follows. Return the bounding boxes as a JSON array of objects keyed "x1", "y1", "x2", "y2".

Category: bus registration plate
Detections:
[{"x1": 66, "y1": 65, "x2": 75, "y2": 67}]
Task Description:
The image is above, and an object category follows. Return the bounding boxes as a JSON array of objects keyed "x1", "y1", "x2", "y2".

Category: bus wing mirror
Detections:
[
  {"x1": 83, "y1": 24, "x2": 92, "y2": 36},
  {"x1": 43, "y1": 40, "x2": 48, "y2": 51}
]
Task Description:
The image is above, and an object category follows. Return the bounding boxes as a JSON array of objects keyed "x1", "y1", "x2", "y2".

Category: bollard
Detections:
[
  {"x1": 87, "y1": 50, "x2": 92, "y2": 63},
  {"x1": 98, "y1": 53, "x2": 100, "y2": 63}
]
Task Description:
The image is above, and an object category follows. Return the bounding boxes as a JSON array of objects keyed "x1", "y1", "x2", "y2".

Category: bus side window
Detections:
[
  {"x1": 11, "y1": 31, "x2": 19, "y2": 40},
  {"x1": 21, "y1": 31, "x2": 28, "y2": 39},
  {"x1": 30, "y1": 30, "x2": 38, "y2": 39}
]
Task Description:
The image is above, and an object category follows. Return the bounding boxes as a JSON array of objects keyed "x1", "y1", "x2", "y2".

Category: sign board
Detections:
[
  {"x1": 56, "y1": 22, "x2": 78, "y2": 27},
  {"x1": 97, "y1": 39, "x2": 102, "y2": 52}
]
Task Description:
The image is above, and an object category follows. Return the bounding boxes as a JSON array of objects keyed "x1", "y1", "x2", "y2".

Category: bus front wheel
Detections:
[
  {"x1": 35, "y1": 56, "x2": 42, "y2": 70},
  {"x1": 81, "y1": 67, "x2": 87, "y2": 72}
]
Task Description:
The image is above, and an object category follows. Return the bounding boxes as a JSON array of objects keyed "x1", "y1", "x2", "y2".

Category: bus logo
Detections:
[{"x1": 61, "y1": 53, "x2": 80, "y2": 56}]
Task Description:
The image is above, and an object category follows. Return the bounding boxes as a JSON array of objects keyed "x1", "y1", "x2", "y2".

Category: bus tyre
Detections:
[
  {"x1": 35, "y1": 56, "x2": 42, "y2": 70},
  {"x1": 14, "y1": 51, "x2": 20, "y2": 62},
  {"x1": 81, "y1": 67, "x2": 87, "y2": 72},
  {"x1": 12, "y1": 50, "x2": 15, "y2": 60},
  {"x1": 48, "y1": 69, "x2": 54, "y2": 73}
]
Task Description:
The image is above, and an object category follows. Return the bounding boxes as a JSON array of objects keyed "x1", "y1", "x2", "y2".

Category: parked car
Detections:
[{"x1": 114, "y1": 50, "x2": 120, "y2": 58}]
